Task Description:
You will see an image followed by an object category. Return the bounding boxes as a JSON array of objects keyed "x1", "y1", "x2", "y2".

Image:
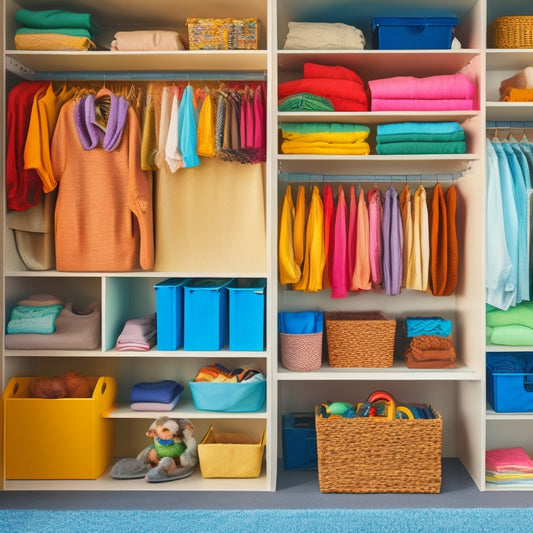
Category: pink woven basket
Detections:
[{"x1": 280, "y1": 332, "x2": 323, "y2": 371}]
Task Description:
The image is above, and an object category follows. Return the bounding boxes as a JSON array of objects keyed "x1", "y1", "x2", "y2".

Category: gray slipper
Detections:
[
  {"x1": 145, "y1": 465, "x2": 193, "y2": 483},
  {"x1": 111, "y1": 458, "x2": 149, "y2": 479}
]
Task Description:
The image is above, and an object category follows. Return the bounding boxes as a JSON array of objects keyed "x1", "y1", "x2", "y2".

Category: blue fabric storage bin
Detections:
[
  {"x1": 282, "y1": 413, "x2": 317, "y2": 470},
  {"x1": 487, "y1": 353, "x2": 533, "y2": 412},
  {"x1": 154, "y1": 278, "x2": 190, "y2": 350},
  {"x1": 227, "y1": 278, "x2": 266, "y2": 351},
  {"x1": 183, "y1": 278, "x2": 233, "y2": 351},
  {"x1": 189, "y1": 379, "x2": 266, "y2": 412},
  {"x1": 372, "y1": 17, "x2": 457, "y2": 50}
]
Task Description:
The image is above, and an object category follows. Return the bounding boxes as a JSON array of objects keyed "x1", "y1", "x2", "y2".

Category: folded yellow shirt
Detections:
[
  {"x1": 281, "y1": 130, "x2": 369, "y2": 144},
  {"x1": 281, "y1": 140, "x2": 370, "y2": 155},
  {"x1": 501, "y1": 87, "x2": 533, "y2": 102}
]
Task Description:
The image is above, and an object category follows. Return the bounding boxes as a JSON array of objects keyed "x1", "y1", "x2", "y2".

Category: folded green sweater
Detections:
[
  {"x1": 280, "y1": 122, "x2": 370, "y2": 135},
  {"x1": 15, "y1": 8, "x2": 101, "y2": 35},
  {"x1": 376, "y1": 141, "x2": 466, "y2": 155},
  {"x1": 487, "y1": 324, "x2": 533, "y2": 346},
  {"x1": 376, "y1": 130, "x2": 465, "y2": 144},
  {"x1": 486, "y1": 300, "x2": 533, "y2": 327}
]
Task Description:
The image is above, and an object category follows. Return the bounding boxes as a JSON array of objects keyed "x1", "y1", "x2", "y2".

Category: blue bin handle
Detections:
[{"x1": 523, "y1": 375, "x2": 533, "y2": 393}]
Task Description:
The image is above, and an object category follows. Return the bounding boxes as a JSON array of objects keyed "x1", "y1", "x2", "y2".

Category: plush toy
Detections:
[
  {"x1": 137, "y1": 416, "x2": 198, "y2": 483},
  {"x1": 30, "y1": 371, "x2": 90, "y2": 399}
]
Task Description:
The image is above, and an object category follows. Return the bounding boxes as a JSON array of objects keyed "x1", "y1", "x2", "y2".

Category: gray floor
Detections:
[{"x1": 0, "y1": 459, "x2": 531, "y2": 510}]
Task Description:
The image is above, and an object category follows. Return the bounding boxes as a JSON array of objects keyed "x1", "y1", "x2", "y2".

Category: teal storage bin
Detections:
[
  {"x1": 183, "y1": 278, "x2": 233, "y2": 351},
  {"x1": 154, "y1": 278, "x2": 189, "y2": 350},
  {"x1": 190, "y1": 379, "x2": 266, "y2": 412},
  {"x1": 228, "y1": 278, "x2": 266, "y2": 351},
  {"x1": 372, "y1": 17, "x2": 457, "y2": 50},
  {"x1": 282, "y1": 413, "x2": 317, "y2": 470}
]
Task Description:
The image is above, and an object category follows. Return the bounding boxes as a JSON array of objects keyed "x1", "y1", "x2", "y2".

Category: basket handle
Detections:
[{"x1": 367, "y1": 391, "x2": 396, "y2": 420}]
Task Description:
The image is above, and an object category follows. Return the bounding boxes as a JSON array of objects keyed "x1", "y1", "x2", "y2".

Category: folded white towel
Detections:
[{"x1": 283, "y1": 22, "x2": 365, "y2": 50}]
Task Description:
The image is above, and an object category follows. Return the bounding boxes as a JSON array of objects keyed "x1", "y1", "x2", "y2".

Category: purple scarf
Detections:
[{"x1": 74, "y1": 90, "x2": 129, "y2": 151}]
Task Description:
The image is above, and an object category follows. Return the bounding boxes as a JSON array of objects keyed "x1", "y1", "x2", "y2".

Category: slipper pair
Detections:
[{"x1": 110, "y1": 457, "x2": 193, "y2": 483}]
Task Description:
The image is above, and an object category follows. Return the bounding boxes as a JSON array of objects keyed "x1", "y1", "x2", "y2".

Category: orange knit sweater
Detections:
[{"x1": 51, "y1": 93, "x2": 154, "y2": 271}]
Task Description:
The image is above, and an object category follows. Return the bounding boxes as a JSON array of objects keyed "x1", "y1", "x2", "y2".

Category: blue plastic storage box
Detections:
[
  {"x1": 487, "y1": 353, "x2": 533, "y2": 412},
  {"x1": 282, "y1": 413, "x2": 317, "y2": 470},
  {"x1": 190, "y1": 378, "x2": 266, "y2": 412},
  {"x1": 183, "y1": 278, "x2": 233, "y2": 351},
  {"x1": 227, "y1": 278, "x2": 266, "y2": 351},
  {"x1": 372, "y1": 17, "x2": 457, "y2": 50},
  {"x1": 154, "y1": 278, "x2": 190, "y2": 350}
]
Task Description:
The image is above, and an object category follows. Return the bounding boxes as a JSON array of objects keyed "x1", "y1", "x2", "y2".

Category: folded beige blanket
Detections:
[
  {"x1": 283, "y1": 22, "x2": 365, "y2": 50},
  {"x1": 111, "y1": 30, "x2": 184, "y2": 51}
]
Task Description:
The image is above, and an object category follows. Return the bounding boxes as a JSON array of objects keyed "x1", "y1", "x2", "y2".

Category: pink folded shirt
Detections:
[
  {"x1": 369, "y1": 73, "x2": 475, "y2": 101},
  {"x1": 486, "y1": 447, "x2": 533, "y2": 473}
]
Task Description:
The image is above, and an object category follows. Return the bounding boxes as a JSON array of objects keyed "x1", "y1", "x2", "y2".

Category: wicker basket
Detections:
[
  {"x1": 315, "y1": 404, "x2": 442, "y2": 493},
  {"x1": 324, "y1": 311, "x2": 396, "y2": 368},
  {"x1": 280, "y1": 332, "x2": 323, "y2": 371},
  {"x1": 488, "y1": 16, "x2": 533, "y2": 49}
]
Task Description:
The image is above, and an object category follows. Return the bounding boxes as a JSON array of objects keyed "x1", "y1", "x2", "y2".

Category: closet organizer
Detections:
[{"x1": 3, "y1": 0, "x2": 532, "y2": 496}]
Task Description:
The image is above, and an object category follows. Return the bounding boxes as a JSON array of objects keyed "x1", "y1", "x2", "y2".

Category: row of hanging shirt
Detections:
[
  {"x1": 6, "y1": 78, "x2": 267, "y2": 213},
  {"x1": 486, "y1": 130, "x2": 533, "y2": 311},
  {"x1": 279, "y1": 181, "x2": 458, "y2": 298}
]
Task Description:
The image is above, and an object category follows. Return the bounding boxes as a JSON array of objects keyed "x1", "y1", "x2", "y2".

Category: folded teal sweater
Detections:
[
  {"x1": 280, "y1": 122, "x2": 370, "y2": 135},
  {"x1": 376, "y1": 130, "x2": 465, "y2": 144},
  {"x1": 376, "y1": 141, "x2": 466, "y2": 155},
  {"x1": 15, "y1": 8, "x2": 101, "y2": 35},
  {"x1": 279, "y1": 93, "x2": 334, "y2": 112}
]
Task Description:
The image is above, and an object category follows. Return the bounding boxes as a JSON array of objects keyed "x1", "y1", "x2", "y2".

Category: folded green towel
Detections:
[
  {"x1": 487, "y1": 324, "x2": 533, "y2": 346},
  {"x1": 280, "y1": 122, "x2": 370, "y2": 134},
  {"x1": 15, "y1": 27, "x2": 93, "y2": 39},
  {"x1": 15, "y1": 8, "x2": 101, "y2": 35},
  {"x1": 278, "y1": 93, "x2": 335, "y2": 112},
  {"x1": 486, "y1": 300, "x2": 533, "y2": 328},
  {"x1": 376, "y1": 141, "x2": 466, "y2": 155},
  {"x1": 376, "y1": 130, "x2": 465, "y2": 144}
]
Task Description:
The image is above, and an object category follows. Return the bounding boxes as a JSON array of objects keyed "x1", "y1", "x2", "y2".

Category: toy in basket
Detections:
[{"x1": 315, "y1": 391, "x2": 442, "y2": 493}]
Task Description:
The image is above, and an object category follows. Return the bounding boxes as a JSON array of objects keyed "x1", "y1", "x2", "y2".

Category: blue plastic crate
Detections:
[
  {"x1": 372, "y1": 17, "x2": 457, "y2": 50},
  {"x1": 282, "y1": 413, "x2": 317, "y2": 470},
  {"x1": 154, "y1": 278, "x2": 189, "y2": 350},
  {"x1": 228, "y1": 278, "x2": 266, "y2": 351},
  {"x1": 183, "y1": 278, "x2": 233, "y2": 351},
  {"x1": 487, "y1": 353, "x2": 533, "y2": 412}
]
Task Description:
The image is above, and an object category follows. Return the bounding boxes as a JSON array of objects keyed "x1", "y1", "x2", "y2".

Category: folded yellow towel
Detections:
[
  {"x1": 501, "y1": 87, "x2": 533, "y2": 102},
  {"x1": 281, "y1": 130, "x2": 369, "y2": 144},
  {"x1": 14, "y1": 33, "x2": 96, "y2": 51},
  {"x1": 281, "y1": 140, "x2": 370, "y2": 155}
]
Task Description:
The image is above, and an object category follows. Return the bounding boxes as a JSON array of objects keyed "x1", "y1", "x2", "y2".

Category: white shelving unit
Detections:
[{"x1": 2, "y1": 0, "x2": 533, "y2": 495}]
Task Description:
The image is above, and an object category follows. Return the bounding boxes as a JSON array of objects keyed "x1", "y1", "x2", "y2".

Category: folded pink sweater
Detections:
[
  {"x1": 369, "y1": 73, "x2": 475, "y2": 101},
  {"x1": 371, "y1": 98, "x2": 475, "y2": 111}
]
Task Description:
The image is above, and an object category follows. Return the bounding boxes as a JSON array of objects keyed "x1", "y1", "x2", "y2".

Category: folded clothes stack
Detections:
[
  {"x1": 278, "y1": 63, "x2": 369, "y2": 112},
  {"x1": 486, "y1": 301, "x2": 533, "y2": 345},
  {"x1": 375, "y1": 121, "x2": 466, "y2": 155},
  {"x1": 116, "y1": 312, "x2": 157, "y2": 351},
  {"x1": 279, "y1": 122, "x2": 370, "y2": 155},
  {"x1": 283, "y1": 22, "x2": 366, "y2": 50},
  {"x1": 130, "y1": 379, "x2": 184, "y2": 411},
  {"x1": 486, "y1": 447, "x2": 533, "y2": 486},
  {"x1": 193, "y1": 363, "x2": 264, "y2": 383},
  {"x1": 14, "y1": 8, "x2": 100, "y2": 50},
  {"x1": 499, "y1": 66, "x2": 533, "y2": 101},
  {"x1": 368, "y1": 72, "x2": 475, "y2": 111},
  {"x1": 111, "y1": 30, "x2": 185, "y2": 51},
  {"x1": 403, "y1": 316, "x2": 456, "y2": 369}
]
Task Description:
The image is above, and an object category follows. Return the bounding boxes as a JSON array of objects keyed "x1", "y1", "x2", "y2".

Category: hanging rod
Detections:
[
  {"x1": 278, "y1": 172, "x2": 461, "y2": 183},
  {"x1": 486, "y1": 121, "x2": 533, "y2": 129}
]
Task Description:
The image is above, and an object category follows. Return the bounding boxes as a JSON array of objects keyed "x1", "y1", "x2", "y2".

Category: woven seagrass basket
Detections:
[
  {"x1": 488, "y1": 16, "x2": 533, "y2": 48},
  {"x1": 315, "y1": 404, "x2": 442, "y2": 493},
  {"x1": 324, "y1": 311, "x2": 396, "y2": 368}
]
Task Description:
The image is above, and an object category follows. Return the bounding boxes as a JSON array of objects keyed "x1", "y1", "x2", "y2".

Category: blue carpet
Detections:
[{"x1": 1, "y1": 507, "x2": 532, "y2": 533}]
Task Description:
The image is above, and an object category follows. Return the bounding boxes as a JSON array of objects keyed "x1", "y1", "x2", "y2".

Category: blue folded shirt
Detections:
[
  {"x1": 279, "y1": 311, "x2": 323, "y2": 334},
  {"x1": 130, "y1": 380, "x2": 184, "y2": 404}
]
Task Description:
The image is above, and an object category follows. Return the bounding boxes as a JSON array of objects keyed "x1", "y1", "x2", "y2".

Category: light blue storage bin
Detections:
[
  {"x1": 189, "y1": 379, "x2": 266, "y2": 412},
  {"x1": 228, "y1": 278, "x2": 266, "y2": 351},
  {"x1": 154, "y1": 278, "x2": 190, "y2": 350},
  {"x1": 183, "y1": 278, "x2": 233, "y2": 351}
]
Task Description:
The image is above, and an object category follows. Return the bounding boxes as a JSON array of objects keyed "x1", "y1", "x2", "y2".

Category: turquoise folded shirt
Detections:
[
  {"x1": 280, "y1": 122, "x2": 370, "y2": 135},
  {"x1": 376, "y1": 121, "x2": 463, "y2": 136},
  {"x1": 376, "y1": 141, "x2": 466, "y2": 155},
  {"x1": 7, "y1": 304, "x2": 64, "y2": 334},
  {"x1": 376, "y1": 130, "x2": 465, "y2": 144}
]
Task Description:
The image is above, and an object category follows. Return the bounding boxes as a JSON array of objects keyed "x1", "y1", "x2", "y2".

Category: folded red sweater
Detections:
[{"x1": 303, "y1": 62, "x2": 365, "y2": 86}]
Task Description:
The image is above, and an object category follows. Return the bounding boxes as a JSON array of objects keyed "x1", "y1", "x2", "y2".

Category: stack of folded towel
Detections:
[
  {"x1": 279, "y1": 122, "x2": 371, "y2": 155},
  {"x1": 486, "y1": 447, "x2": 533, "y2": 486},
  {"x1": 368, "y1": 72, "x2": 475, "y2": 111},
  {"x1": 499, "y1": 66, "x2": 533, "y2": 101},
  {"x1": 278, "y1": 63, "x2": 369, "y2": 112},
  {"x1": 14, "y1": 8, "x2": 100, "y2": 51},
  {"x1": 376, "y1": 121, "x2": 466, "y2": 155},
  {"x1": 283, "y1": 22, "x2": 365, "y2": 50},
  {"x1": 111, "y1": 30, "x2": 185, "y2": 51},
  {"x1": 116, "y1": 313, "x2": 157, "y2": 351},
  {"x1": 130, "y1": 379, "x2": 184, "y2": 411},
  {"x1": 403, "y1": 316, "x2": 457, "y2": 369},
  {"x1": 486, "y1": 301, "x2": 533, "y2": 345}
]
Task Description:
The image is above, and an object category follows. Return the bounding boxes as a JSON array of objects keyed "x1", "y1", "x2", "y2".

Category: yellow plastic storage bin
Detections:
[
  {"x1": 198, "y1": 425, "x2": 266, "y2": 478},
  {"x1": 2, "y1": 376, "x2": 117, "y2": 479}
]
